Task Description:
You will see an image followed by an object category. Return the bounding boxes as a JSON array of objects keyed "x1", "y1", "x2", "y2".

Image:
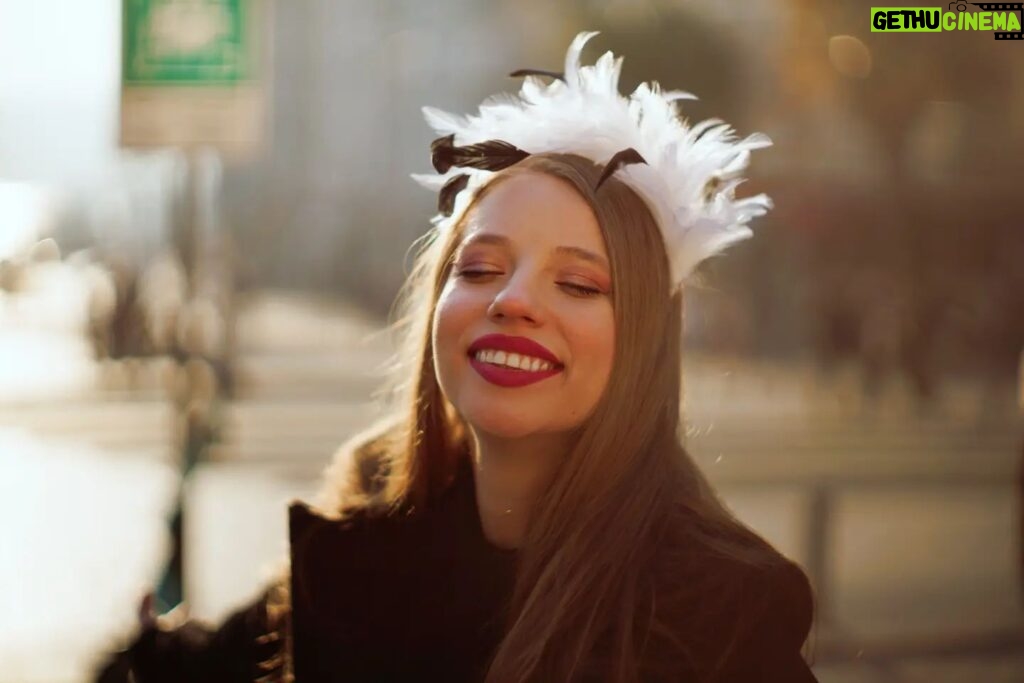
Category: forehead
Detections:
[{"x1": 461, "y1": 172, "x2": 605, "y2": 254}]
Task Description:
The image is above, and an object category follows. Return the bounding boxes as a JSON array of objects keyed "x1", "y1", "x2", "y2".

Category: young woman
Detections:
[{"x1": 96, "y1": 32, "x2": 816, "y2": 683}]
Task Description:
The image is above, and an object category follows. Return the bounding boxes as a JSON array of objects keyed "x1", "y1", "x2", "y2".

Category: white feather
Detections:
[{"x1": 415, "y1": 31, "x2": 773, "y2": 290}]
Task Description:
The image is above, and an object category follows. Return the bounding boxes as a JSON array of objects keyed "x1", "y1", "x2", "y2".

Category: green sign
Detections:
[{"x1": 123, "y1": 0, "x2": 251, "y2": 85}]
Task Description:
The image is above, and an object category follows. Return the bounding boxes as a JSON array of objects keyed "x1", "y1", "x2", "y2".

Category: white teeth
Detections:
[{"x1": 473, "y1": 349, "x2": 556, "y2": 372}]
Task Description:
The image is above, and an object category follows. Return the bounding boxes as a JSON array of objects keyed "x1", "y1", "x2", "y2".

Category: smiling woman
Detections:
[
  {"x1": 435, "y1": 170, "x2": 615, "y2": 434},
  {"x1": 95, "y1": 32, "x2": 815, "y2": 683},
  {"x1": 432, "y1": 166, "x2": 619, "y2": 549}
]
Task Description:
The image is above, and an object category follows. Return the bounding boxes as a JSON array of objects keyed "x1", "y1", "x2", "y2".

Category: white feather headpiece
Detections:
[{"x1": 411, "y1": 31, "x2": 773, "y2": 292}]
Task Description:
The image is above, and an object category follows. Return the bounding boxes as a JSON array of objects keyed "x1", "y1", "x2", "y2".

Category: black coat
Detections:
[{"x1": 96, "y1": 460, "x2": 817, "y2": 682}]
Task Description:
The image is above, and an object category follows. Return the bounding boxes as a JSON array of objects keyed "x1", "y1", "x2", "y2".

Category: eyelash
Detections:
[{"x1": 456, "y1": 269, "x2": 602, "y2": 298}]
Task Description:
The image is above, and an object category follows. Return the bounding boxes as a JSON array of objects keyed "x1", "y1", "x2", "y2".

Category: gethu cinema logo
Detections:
[{"x1": 871, "y1": 4, "x2": 1023, "y2": 38}]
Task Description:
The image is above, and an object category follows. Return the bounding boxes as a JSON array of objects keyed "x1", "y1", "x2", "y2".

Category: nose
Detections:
[{"x1": 487, "y1": 272, "x2": 541, "y2": 325}]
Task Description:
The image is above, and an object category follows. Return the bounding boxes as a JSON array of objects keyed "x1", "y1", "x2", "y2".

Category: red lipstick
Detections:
[
  {"x1": 467, "y1": 334, "x2": 564, "y2": 388},
  {"x1": 467, "y1": 334, "x2": 562, "y2": 365}
]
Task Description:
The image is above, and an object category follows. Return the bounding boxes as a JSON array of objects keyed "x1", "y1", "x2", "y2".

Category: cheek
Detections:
[
  {"x1": 432, "y1": 286, "x2": 460, "y2": 357},
  {"x1": 568, "y1": 306, "x2": 616, "y2": 380},
  {"x1": 433, "y1": 283, "x2": 481, "y2": 360}
]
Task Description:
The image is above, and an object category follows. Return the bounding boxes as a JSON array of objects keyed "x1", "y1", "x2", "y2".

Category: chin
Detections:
[{"x1": 464, "y1": 410, "x2": 546, "y2": 441}]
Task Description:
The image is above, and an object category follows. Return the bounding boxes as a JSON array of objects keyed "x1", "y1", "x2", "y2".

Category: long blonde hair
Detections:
[{"x1": 288, "y1": 153, "x2": 800, "y2": 682}]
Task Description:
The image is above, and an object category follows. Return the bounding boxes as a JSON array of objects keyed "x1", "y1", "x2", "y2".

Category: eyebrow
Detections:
[{"x1": 459, "y1": 233, "x2": 610, "y2": 271}]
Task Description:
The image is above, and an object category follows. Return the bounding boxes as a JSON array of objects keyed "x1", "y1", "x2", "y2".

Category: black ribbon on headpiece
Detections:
[
  {"x1": 595, "y1": 148, "x2": 647, "y2": 191},
  {"x1": 509, "y1": 68, "x2": 565, "y2": 82},
  {"x1": 431, "y1": 134, "x2": 529, "y2": 216},
  {"x1": 438, "y1": 174, "x2": 471, "y2": 217},
  {"x1": 431, "y1": 134, "x2": 529, "y2": 174},
  {"x1": 428, "y1": 65, "x2": 650, "y2": 216}
]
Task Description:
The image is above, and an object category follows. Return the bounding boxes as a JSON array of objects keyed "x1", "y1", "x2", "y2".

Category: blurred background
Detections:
[{"x1": 1, "y1": 1, "x2": 1022, "y2": 681}]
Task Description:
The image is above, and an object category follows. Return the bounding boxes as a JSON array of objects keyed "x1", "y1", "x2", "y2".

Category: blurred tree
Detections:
[
  {"x1": 579, "y1": 4, "x2": 743, "y2": 124},
  {"x1": 773, "y1": 0, "x2": 1023, "y2": 405}
]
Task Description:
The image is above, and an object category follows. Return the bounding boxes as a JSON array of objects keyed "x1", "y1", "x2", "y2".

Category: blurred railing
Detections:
[{"x1": 691, "y1": 417, "x2": 1023, "y2": 673}]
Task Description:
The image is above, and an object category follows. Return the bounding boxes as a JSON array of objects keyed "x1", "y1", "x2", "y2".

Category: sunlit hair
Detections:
[{"x1": 293, "y1": 153, "x2": 807, "y2": 682}]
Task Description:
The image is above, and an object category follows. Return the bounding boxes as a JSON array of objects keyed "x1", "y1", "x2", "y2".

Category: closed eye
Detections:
[
  {"x1": 457, "y1": 269, "x2": 604, "y2": 298},
  {"x1": 456, "y1": 269, "x2": 500, "y2": 280},
  {"x1": 559, "y1": 282, "x2": 601, "y2": 297}
]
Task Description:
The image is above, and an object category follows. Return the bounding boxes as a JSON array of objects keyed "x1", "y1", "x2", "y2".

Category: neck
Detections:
[{"x1": 469, "y1": 429, "x2": 571, "y2": 550}]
